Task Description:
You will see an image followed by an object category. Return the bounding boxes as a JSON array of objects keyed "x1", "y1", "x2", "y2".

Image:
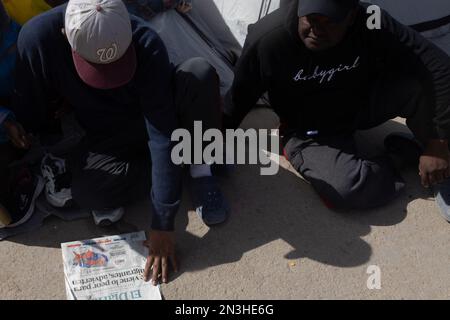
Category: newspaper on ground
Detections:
[{"x1": 61, "y1": 231, "x2": 161, "y2": 300}]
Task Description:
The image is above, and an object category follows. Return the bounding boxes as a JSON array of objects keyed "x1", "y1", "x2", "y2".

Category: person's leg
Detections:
[
  {"x1": 174, "y1": 57, "x2": 222, "y2": 137},
  {"x1": 173, "y1": 57, "x2": 229, "y2": 225},
  {"x1": 175, "y1": 57, "x2": 221, "y2": 178},
  {"x1": 283, "y1": 133, "x2": 405, "y2": 210},
  {"x1": 68, "y1": 123, "x2": 151, "y2": 219}
]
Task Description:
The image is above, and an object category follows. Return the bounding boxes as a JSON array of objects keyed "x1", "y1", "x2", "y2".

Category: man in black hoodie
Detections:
[{"x1": 225, "y1": 0, "x2": 450, "y2": 211}]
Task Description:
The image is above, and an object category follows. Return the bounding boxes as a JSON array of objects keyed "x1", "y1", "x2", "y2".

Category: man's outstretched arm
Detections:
[
  {"x1": 138, "y1": 33, "x2": 182, "y2": 284},
  {"x1": 144, "y1": 118, "x2": 181, "y2": 284},
  {"x1": 378, "y1": 9, "x2": 450, "y2": 187}
]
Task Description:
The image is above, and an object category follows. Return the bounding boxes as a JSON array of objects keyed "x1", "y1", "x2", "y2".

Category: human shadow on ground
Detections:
[{"x1": 171, "y1": 112, "x2": 430, "y2": 277}]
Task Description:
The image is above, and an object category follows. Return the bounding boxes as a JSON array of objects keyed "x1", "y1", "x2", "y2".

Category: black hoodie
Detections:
[{"x1": 225, "y1": 2, "x2": 450, "y2": 139}]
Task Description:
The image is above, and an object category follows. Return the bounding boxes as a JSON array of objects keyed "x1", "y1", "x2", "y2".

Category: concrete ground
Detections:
[{"x1": 1, "y1": 109, "x2": 450, "y2": 300}]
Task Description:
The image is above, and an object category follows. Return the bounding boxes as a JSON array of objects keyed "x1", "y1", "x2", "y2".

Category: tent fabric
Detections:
[
  {"x1": 125, "y1": 0, "x2": 185, "y2": 20},
  {"x1": 185, "y1": 0, "x2": 242, "y2": 61},
  {"x1": 212, "y1": 0, "x2": 280, "y2": 45},
  {"x1": 142, "y1": 0, "x2": 241, "y2": 96},
  {"x1": 365, "y1": 0, "x2": 450, "y2": 26},
  {"x1": 365, "y1": 0, "x2": 450, "y2": 53},
  {"x1": 212, "y1": 0, "x2": 449, "y2": 53}
]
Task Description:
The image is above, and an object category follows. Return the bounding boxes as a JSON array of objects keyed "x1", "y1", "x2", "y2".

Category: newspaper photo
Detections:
[{"x1": 61, "y1": 231, "x2": 161, "y2": 300}]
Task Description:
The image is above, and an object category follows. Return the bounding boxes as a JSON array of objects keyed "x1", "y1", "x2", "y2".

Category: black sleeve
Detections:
[
  {"x1": 223, "y1": 26, "x2": 267, "y2": 129},
  {"x1": 11, "y1": 23, "x2": 54, "y2": 133},
  {"x1": 137, "y1": 32, "x2": 182, "y2": 231},
  {"x1": 378, "y1": 9, "x2": 450, "y2": 139}
]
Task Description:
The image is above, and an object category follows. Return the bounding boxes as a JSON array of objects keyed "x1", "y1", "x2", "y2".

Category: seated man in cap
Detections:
[
  {"x1": 10, "y1": 0, "x2": 229, "y2": 284},
  {"x1": 225, "y1": 1, "x2": 450, "y2": 215}
]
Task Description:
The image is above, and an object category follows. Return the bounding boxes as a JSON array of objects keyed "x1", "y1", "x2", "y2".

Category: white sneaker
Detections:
[
  {"x1": 92, "y1": 207, "x2": 125, "y2": 227},
  {"x1": 41, "y1": 153, "x2": 73, "y2": 208},
  {"x1": 434, "y1": 179, "x2": 450, "y2": 222}
]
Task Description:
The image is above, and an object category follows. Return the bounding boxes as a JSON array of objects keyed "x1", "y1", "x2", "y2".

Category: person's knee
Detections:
[
  {"x1": 178, "y1": 57, "x2": 218, "y2": 84},
  {"x1": 320, "y1": 162, "x2": 404, "y2": 210},
  {"x1": 176, "y1": 58, "x2": 221, "y2": 130}
]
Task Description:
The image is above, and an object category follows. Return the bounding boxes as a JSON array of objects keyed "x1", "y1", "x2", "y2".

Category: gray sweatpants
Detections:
[
  {"x1": 283, "y1": 72, "x2": 436, "y2": 210},
  {"x1": 283, "y1": 133, "x2": 406, "y2": 210}
]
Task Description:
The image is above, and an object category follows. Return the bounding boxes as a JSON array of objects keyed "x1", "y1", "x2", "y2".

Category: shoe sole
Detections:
[
  {"x1": 96, "y1": 219, "x2": 114, "y2": 227},
  {"x1": 92, "y1": 209, "x2": 125, "y2": 227},
  {"x1": 196, "y1": 203, "x2": 230, "y2": 227},
  {"x1": 7, "y1": 176, "x2": 45, "y2": 228},
  {"x1": 45, "y1": 190, "x2": 74, "y2": 209}
]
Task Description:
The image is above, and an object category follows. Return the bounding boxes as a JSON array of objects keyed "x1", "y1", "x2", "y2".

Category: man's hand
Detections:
[
  {"x1": 3, "y1": 120, "x2": 32, "y2": 150},
  {"x1": 143, "y1": 230, "x2": 178, "y2": 285},
  {"x1": 176, "y1": 1, "x2": 193, "y2": 14},
  {"x1": 419, "y1": 139, "x2": 450, "y2": 188}
]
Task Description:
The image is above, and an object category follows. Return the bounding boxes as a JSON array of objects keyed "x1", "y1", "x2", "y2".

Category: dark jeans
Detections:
[
  {"x1": 283, "y1": 73, "x2": 434, "y2": 210},
  {"x1": 70, "y1": 57, "x2": 221, "y2": 210}
]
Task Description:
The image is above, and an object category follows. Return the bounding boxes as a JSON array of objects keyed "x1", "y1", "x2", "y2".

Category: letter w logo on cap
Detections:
[{"x1": 97, "y1": 43, "x2": 119, "y2": 63}]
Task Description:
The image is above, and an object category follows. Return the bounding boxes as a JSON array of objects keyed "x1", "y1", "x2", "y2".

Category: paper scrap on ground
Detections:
[{"x1": 61, "y1": 231, "x2": 161, "y2": 300}]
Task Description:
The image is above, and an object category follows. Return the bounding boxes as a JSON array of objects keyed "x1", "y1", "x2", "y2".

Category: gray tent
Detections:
[
  {"x1": 212, "y1": 0, "x2": 450, "y2": 53},
  {"x1": 146, "y1": 0, "x2": 243, "y2": 96},
  {"x1": 144, "y1": 0, "x2": 283, "y2": 96},
  {"x1": 212, "y1": 0, "x2": 280, "y2": 45},
  {"x1": 366, "y1": 0, "x2": 450, "y2": 53}
]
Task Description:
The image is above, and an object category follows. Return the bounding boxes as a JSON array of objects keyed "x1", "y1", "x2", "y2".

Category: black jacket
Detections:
[{"x1": 225, "y1": 2, "x2": 450, "y2": 139}]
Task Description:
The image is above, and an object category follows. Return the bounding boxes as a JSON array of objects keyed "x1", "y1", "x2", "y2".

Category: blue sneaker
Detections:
[
  {"x1": 190, "y1": 176, "x2": 229, "y2": 226},
  {"x1": 434, "y1": 179, "x2": 450, "y2": 222}
]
